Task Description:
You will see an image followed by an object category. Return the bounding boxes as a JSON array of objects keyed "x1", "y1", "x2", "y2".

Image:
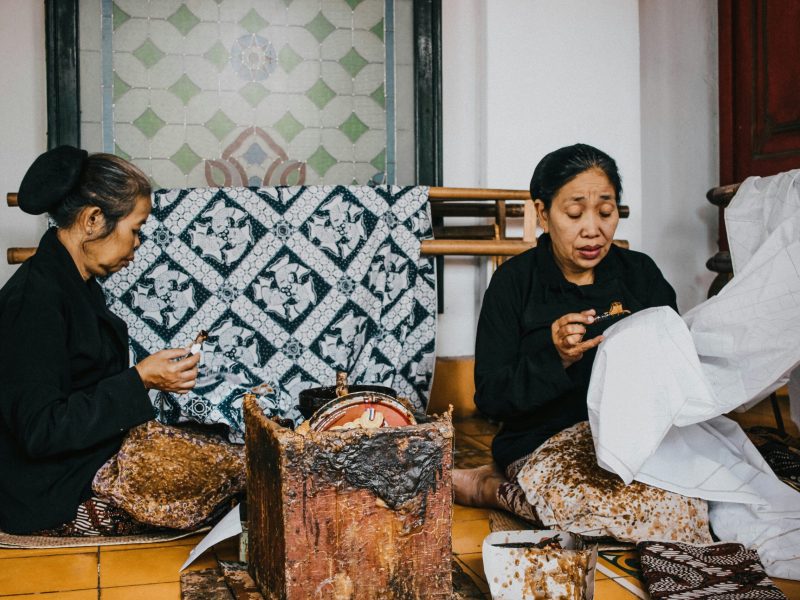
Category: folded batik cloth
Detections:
[
  {"x1": 746, "y1": 426, "x2": 800, "y2": 494},
  {"x1": 636, "y1": 541, "x2": 787, "y2": 599}
]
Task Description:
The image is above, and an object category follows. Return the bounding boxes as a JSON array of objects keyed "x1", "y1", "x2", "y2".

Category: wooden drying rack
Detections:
[{"x1": 6, "y1": 187, "x2": 629, "y2": 264}]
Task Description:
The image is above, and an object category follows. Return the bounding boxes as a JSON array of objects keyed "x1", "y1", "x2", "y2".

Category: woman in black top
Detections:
[
  {"x1": 453, "y1": 143, "x2": 677, "y2": 510},
  {"x1": 0, "y1": 147, "x2": 200, "y2": 534}
]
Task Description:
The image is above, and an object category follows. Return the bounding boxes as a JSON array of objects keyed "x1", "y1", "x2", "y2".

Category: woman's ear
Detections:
[
  {"x1": 78, "y1": 206, "x2": 105, "y2": 238},
  {"x1": 534, "y1": 199, "x2": 548, "y2": 233}
]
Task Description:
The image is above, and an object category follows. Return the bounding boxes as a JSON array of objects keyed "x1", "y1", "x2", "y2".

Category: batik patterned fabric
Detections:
[
  {"x1": 32, "y1": 497, "x2": 151, "y2": 537},
  {"x1": 637, "y1": 541, "x2": 788, "y2": 599},
  {"x1": 100, "y1": 185, "x2": 435, "y2": 441},
  {"x1": 516, "y1": 422, "x2": 714, "y2": 545},
  {"x1": 746, "y1": 426, "x2": 800, "y2": 493},
  {"x1": 93, "y1": 421, "x2": 245, "y2": 529}
]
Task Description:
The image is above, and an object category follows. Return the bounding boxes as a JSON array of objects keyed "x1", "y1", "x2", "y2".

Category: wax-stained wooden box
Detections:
[{"x1": 243, "y1": 397, "x2": 454, "y2": 600}]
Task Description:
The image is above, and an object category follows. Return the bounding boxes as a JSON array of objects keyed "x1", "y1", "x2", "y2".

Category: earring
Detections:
[{"x1": 87, "y1": 229, "x2": 93, "y2": 236}]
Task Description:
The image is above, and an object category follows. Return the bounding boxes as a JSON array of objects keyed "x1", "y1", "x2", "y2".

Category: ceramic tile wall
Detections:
[{"x1": 80, "y1": 0, "x2": 413, "y2": 188}]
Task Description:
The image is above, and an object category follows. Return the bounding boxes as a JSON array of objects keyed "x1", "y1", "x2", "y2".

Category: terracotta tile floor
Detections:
[{"x1": 1, "y1": 397, "x2": 798, "y2": 599}]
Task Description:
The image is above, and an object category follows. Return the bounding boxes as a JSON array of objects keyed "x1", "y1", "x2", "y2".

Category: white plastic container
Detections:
[{"x1": 482, "y1": 530, "x2": 597, "y2": 600}]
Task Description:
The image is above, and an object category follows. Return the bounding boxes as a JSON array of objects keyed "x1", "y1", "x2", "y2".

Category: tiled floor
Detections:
[{"x1": 0, "y1": 397, "x2": 798, "y2": 599}]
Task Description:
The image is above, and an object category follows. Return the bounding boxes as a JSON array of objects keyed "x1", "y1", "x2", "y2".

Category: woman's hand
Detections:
[
  {"x1": 134, "y1": 348, "x2": 201, "y2": 394},
  {"x1": 551, "y1": 309, "x2": 604, "y2": 369}
]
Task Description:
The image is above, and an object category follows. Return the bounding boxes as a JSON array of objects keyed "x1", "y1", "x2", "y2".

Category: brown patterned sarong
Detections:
[
  {"x1": 93, "y1": 421, "x2": 246, "y2": 530},
  {"x1": 637, "y1": 541, "x2": 788, "y2": 599},
  {"x1": 33, "y1": 497, "x2": 152, "y2": 537},
  {"x1": 496, "y1": 452, "x2": 541, "y2": 525}
]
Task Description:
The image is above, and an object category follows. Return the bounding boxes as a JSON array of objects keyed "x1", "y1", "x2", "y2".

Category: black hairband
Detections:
[{"x1": 17, "y1": 145, "x2": 88, "y2": 215}]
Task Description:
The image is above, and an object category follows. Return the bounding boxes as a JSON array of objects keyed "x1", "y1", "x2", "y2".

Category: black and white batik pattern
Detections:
[
  {"x1": 100, "y1": 186, "x2": 436, "y2": 441},
  {"x1": 637, "y1": 541, "x2": 788, "y2": 599}
]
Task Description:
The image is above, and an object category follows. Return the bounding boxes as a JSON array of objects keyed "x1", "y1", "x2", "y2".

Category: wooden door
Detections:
[
  {"x1": 709, "y1": 0, "x2": 800, "y2": 291},
  {"x1": 719, "y1": 0, "x2": 800, "y2": 185}
]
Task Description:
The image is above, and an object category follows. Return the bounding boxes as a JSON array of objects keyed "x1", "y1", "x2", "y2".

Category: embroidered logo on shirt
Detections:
[{"x1": 593, "y1": 301, "x2": 631, "y2": 324}]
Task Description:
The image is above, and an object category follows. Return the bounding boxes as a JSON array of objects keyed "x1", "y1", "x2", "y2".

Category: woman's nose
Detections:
[{"x1": 581, "y1": 215, "x2": 601, "y2": 237}]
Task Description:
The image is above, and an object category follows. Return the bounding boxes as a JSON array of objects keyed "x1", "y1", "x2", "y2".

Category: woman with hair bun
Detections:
[
  {"x1": 453, "y1": 143, "x2": 678, "y2": 515},
  {"x1": 0, "y1": 147, "x2": 203, "y2": 535}
]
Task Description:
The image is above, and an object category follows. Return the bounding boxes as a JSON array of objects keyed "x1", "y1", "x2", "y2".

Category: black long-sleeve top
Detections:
[
  {"x1": 0, "y1": 228, "x2": 155, "y2": 534},
  {"x1": 474, "y1": 233, "x2": 677, "y2": 470}
]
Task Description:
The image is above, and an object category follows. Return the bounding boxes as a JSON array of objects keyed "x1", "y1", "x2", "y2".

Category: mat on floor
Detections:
[
  {"x1": 0, "y1": 526, "x2": 209, "y2": 549},
  {"x1": 488, "y1": 509, "x2": 533, "y2": 533},
  {"x1": 181, "y1": 560, "x2": 485, "y2": 599}
]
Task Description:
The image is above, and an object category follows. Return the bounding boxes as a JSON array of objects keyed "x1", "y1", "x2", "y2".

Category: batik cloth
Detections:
[
  {"x1": 32, "y1": 497, "x2": 151, "y2": 537},
  {"x1": 100, "y1": 186, "x2": 436, "y2": 441},
  {"x1": 496, "y1": 452, "x2": 541, "y2": 525},
  {"x1": 93, "y1": 421, "x2": 246, "y2": 530},
  {"x1": 516, "y1": 422, "x2": 713, "y2": 545},
  {"x1": 746, "y1": 426, "x2": 800, "y2": 493},
  {"x1": 637, "y1": 541, "x2": 788, "y2": 599}
]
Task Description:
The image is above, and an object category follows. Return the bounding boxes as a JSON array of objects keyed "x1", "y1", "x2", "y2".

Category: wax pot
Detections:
[{"x1": 244, "y1": 396, "x2": 453, "y2": 599}]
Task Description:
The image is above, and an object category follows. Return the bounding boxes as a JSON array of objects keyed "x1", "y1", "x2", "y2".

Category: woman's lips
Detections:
[{"x1": 577, "y1": 245, "x2": 602, "y2": 260}]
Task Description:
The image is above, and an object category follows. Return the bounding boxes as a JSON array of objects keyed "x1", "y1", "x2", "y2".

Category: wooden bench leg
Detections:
[{"x1": 769, "y1": 392, "x2": 786, "y2": 436}]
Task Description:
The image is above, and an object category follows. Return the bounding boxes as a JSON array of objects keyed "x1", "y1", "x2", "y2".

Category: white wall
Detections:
[
  {"x1": 440, "y1": 0, "x2": 647, "y2": 356},
  {"x1": 437, "y1": 0, "x2": 488, "y2": 356},
  {"x1": 483, "y1": 1, "x2": 644, "y2": 250},
  {"x1": 0, "y1": 0, "x2": 48, "y2": 285},
  {"x1": 639, "y1": 0, "x2": 718, "y2": 311}
]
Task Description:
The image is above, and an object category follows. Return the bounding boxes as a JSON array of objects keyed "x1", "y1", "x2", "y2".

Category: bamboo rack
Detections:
[{"x1": 6, "y1": 187, "x2": 629, "y2": 263}]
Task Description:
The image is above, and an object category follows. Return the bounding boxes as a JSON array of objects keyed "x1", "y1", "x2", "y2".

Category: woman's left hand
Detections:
[
  {"x1": 134, "y1": 348, "x2": 200, "y2": 394},
  {"x1": 551, "y1": 309, "x2": 603, "y2": 369}
]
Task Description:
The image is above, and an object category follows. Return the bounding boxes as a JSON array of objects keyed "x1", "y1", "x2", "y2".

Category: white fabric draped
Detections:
[{"x1": 587, "y1": 170, "x2": 800, "y2": 579}]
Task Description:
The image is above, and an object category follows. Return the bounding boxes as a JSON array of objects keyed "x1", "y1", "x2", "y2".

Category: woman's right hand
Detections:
[
  {"x1": 134, "y1": 348, "x2": 200, "y2": 394},
  {"x1": 551, "y1": 309, "x2": 604, "y2": 369}
]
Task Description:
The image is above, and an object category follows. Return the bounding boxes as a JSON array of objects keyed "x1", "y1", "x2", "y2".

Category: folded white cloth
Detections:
[{"x1": 587, "y1": 170, "x2": 800, "y2": 579}]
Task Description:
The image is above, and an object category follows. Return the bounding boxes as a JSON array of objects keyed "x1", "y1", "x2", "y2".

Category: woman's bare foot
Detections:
[{"x1": 452, "y1": 463, "x2": 507, "y2": 509}]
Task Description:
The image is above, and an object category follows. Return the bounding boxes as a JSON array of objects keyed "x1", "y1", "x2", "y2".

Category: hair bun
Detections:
[{"x1": 17, "y1": 145, "x2": 88, "y2": 215}]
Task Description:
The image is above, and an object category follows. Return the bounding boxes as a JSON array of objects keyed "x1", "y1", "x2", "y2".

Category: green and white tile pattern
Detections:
[{"x1": 80, "y1": 0, "x2": 406, "y2": 189}]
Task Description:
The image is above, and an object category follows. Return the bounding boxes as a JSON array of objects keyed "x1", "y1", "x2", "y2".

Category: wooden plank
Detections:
[
  {"x1": 706, "y1": 183, "x2": 741, "y2": 207},
  {"x1": 7, "y1": 248, "x2": 36, "y2": 264},
  {"x1": 432, "y1": 225, "x2": 495, "y2": 239},
  {"x1": 180, "y1": 568, "x2": 235, "y2": 600},
  {"x1": 522, "y1": 199, "x2": 537, "y2": 243},
  {"x1": 429, "y1": 187, "x2": 530, "y2": 200},
  {"x1": 421, "y1": 239, "x2": 535, "y2": 256}
]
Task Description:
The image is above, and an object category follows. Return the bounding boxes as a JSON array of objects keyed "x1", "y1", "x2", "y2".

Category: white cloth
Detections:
[
  {"x1": 684, "y1": 170, "x2": 800, "y2": 417},
  {"x1": 587, "y1": 170, "x2": 800, "y2": 580}
]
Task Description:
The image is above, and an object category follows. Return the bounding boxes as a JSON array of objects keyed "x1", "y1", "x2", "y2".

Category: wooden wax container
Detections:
[{"x1": 243, "y1": 396, "x2": 454, "y2": 599}]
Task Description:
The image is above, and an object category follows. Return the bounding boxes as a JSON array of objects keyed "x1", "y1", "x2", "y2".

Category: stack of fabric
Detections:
[{"x1": 100, "y1": 185, "x2": 436, "y2": 441}]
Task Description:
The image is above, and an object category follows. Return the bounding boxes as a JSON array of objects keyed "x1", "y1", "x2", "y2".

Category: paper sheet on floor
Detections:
[
  {"x1": 587, "y1": 170, "x2": 800, "y2": 580},
  {"x1": 180, "y1": 504, "x2": 241, "y2": 572}
]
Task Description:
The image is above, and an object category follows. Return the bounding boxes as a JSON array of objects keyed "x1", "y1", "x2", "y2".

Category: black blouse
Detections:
[
  {"x1": 474, "y1": 233, "x2": 677, "y2": 470},
  {"x1": 0, "y1": 228, "x2": 155, "y2": 534}
]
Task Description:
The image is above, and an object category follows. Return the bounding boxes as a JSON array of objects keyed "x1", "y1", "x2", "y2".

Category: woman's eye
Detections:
[{"x1": 600, "y1": 212, "x2": 613, "y2": 218}]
